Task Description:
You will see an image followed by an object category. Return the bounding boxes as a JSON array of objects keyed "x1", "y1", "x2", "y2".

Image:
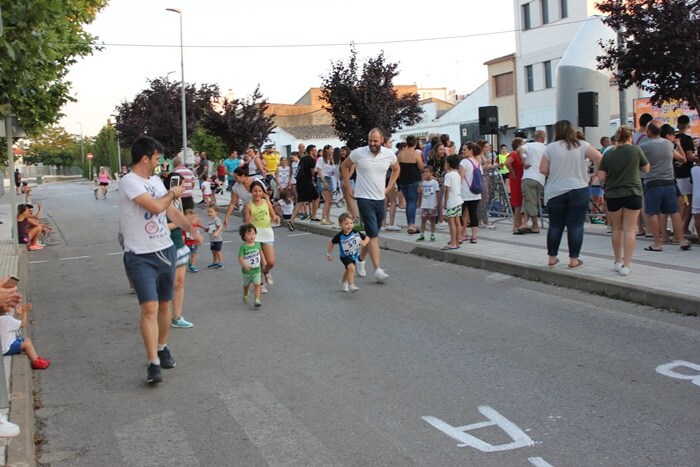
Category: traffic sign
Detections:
[{"x1": 87, "y1": 153, "x2": 93, "y2": 159}]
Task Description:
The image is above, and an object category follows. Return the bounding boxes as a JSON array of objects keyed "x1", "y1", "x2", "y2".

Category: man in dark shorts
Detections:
[
  {"x1": 287, "y1": 145, "x2": 320, "y2": 230},
  {"x1": 14, "y1": 169, "x2": 21, "y2": 195}
]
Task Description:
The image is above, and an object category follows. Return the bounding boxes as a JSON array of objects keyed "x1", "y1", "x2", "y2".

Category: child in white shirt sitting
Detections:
[{"x1": 1, "y1": 303, "x2": 50, "y2": 369}]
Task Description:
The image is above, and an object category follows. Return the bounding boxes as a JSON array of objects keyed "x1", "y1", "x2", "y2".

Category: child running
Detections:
[
  {"x1": 441, "y1": 155, "x2": 464, "y2": 250},
  {"x1": 416, "y1": 166, "x2": 439, "y2": 242},
  {"x1": 243, "y1": 181, "x2": 280, "y2": 293},
  {"x1": 206, "y1": 205, "x2": 224, "y2": 269},
  {"x1": 238, "y1": 223, "x2": 265, "y2": 308},
  {"x1": 327, "y1": 212, "x2": 369, "y2": 292}
]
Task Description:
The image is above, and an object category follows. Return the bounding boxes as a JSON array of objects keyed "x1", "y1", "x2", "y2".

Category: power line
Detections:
[{"x1": 92, "y1": 18, "x2": 594, "y2": 50}]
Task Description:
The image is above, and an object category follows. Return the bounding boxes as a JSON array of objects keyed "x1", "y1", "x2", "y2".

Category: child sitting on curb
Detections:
[{"x1": 0, "y1": 303, "x2": 51, "y2": 369}]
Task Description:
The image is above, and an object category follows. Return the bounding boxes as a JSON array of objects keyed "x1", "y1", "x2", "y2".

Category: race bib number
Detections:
[
  {"x1": 243, "y1": 250, "x2": 261, "y2": 268},
  {"x1": 341, "y1": 235, "x2": 360, "y2": 257}
]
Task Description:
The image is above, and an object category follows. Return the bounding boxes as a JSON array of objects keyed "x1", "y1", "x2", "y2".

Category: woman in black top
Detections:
[{"x1": 397, "y1": 136, "x2": 424, "y2": 234}]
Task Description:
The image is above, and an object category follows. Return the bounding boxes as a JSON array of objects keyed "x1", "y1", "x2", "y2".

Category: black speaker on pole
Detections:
[
  {"x1": 578, "y1": 92, "x2": 599, "y2": 127},
  {"x1": 478, "y1": 106, "x2": 499, "y2": 135}
]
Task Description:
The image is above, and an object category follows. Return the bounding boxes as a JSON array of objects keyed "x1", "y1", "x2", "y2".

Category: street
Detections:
[{"x1": 26, "y1": 182, "x2": 700, "y2": 466}]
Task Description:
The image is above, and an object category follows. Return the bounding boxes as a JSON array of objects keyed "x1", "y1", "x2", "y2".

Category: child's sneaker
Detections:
[
  {"x1": 216, "y1": 263, "x2": 224, "y2": 269},
  {"x1": 348, "y1": 284, "x2": 360, "y2": 293},
  {"x1": 171, "y1": 316, "x2": 193, "y2": 328},
  {"x1": 31, "y1": 356, "x2": 51, "y2": 370},
  {"x1": 254, "y1": 299, "x2": 262, "y2": 308},
  {"x1": 188, "y1": 264, "x2": 198, "y2": 273},
  {"x1": 430, "y1": 234, "x2": 436, "y2": 242},
  {"x1": 206, "y1": 263, "x2": 217, "y2": 269},
  {"x1": 342, "y1": 282, "x2": 350, "y2": 293},
  {"x1": 416, "y1": 234, "x2": 425, "y2": 242}
]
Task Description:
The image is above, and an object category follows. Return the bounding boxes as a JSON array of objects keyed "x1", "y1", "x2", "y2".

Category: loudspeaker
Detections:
[
  {"x1": 479, "y1": 106, "x2": 499, "y2": 135},
  {"x1": 578, "y1": 92, "x2": 599, "y2": 128}
]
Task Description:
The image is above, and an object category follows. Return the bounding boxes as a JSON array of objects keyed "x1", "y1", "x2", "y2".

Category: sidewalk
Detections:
[{"x1": 203, "y1": 187, "x2": 699, "y2": 316}]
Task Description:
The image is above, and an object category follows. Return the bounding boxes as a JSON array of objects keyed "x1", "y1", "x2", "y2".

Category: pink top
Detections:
[{"x1": 99, "y1": 172, "x2": 110, "y2": 183}]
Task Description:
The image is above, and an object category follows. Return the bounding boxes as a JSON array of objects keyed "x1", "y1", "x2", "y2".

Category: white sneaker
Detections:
[
  {"x1": 618, "y1": 266, "x2": 631, "y2": 276},
  {"x1": 374, "y1": 268, "x2": 389, "y2": 283},
  {"x1": 265, "y1": 272, "x2": 273, "y2": 285},
  {"x1": 386, "y1": 225, "x2": 401, "y2": 231},
  {"x1": 356, "y1": 260, "x2": 367, "y2": 277},
  {"x1": 342, "y1": 282, "x2": 350, "y2": 293},
  {"x1": 0, "y1": 414, "x2": 19, "y2": 438},
  {"x1": 260, "y1": 284, "x2": 269, "y2": 294},
  {"x1": 348, "y1": 283, "x2": 360, "y2": 293},
  {"x1": 613, "y1": 262, "x2": 622, "y2": 273}
]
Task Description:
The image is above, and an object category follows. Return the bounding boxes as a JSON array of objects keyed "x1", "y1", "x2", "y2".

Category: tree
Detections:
[
  {"x1": 597, "y1": 0, "x2": 700, "y2": 109},
  {"x1": 320, "y1": 46, "x2": 423, "y2": 148},
  {"x1": 114, "y1": 77, "x2": 219, "y2": 157},
  {"x1": 25, "y1": 126, "x2": 80, "y2": 168},
  {"x1": 92, "y1": 122, "x2": 119, "y2": 174},
  {"x1": 190, "y1": 126, "x2": 227, "y2": 161},
  {"x1": 201, "y1": 86, "x2": 276, "y2": 154},
  {"x1": 0, "y1": 0, "x2": 107, "y2": 134}
]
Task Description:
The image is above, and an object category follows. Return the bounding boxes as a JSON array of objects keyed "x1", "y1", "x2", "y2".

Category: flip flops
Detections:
[
  {"x1": 644, "y1": 245, "x2": 662, "y2": 252},
  {"x1": 568, "y1": 259, "x2": 584, "y2": 269}
]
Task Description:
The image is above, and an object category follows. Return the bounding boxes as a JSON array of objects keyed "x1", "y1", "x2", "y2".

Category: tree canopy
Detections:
[
  {"x1": 320, "y1": 47, "x2": 422, "y2": 148},
  {"x1": 597, "y1": 0, "x2": 700, "y2": 109},
  {"x1": 24, "y1": 126, "x2": 80, "y2": 168},
  {"x1": 0, "y1": 0, "x2": 107, "y2": 134},
  {"x1": 114, "y1": 77, "x2": 220, "y2": 157},
  {"x1": 201, "y1": 86, "x2": 276, "y2": 154}
]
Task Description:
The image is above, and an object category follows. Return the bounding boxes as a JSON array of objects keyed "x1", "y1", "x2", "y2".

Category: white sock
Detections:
[
  {"x1": 157, "y1": 344, "x2": 166, "y2": 351},
  {"x1": 150, "y1": 358, "x2": 160, "y2": 366}
]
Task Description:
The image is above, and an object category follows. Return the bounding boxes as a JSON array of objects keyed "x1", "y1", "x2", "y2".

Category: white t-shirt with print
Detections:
[
  {"x1": 201, "y1": 180, "x2": 212, "y2": 196},
  {"x1": 277, "y1": 166, "x2": 291, "y2": 188},
  {"x1": 316, "y1": 159, "x2": 337, "y2": 179},
  {"x1": 349, "y1": 146, "x2": 397, "y2": 200},
  {"x1": 443, "y1": 170, "x2": 464, "y2": 209},
  {"x1": 421, "y1": 179, "x2": 440, "y2": 210},
  {"x1": 0, "y1": 315, "x2": 21, "y2": 354},
  {"x1": 118, "y1": 172, "x2": 174, "y2": 254}
]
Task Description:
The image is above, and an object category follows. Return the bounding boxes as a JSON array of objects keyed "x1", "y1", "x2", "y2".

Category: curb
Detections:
[{"x1": 288, "y1": 221, "x2": 699, "y2": 316}]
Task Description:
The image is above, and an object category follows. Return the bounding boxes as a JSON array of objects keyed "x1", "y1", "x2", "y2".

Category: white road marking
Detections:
[
  {"x1": 108, "y1": 252, "x2": 123, "y2": 256},
  {"x1": 486, "y1": 273, "x2": 510, "y2": 282},
  {"x1": 287, "y1": 233, "x2": 311, "y2": 237},
  {"x1": 529, "y1": 457, "x2": 555, "y2": 467},
  {"x1": 58, "y1": 256, "x2": 91, "y2": 261},
  {"x1": 423, "y1": 406, "x2": 535, "y2": 452},
  {"x1": 220, "y1": 381, "x2": 338, "y2": 466},
  {"x1": 28, "y1": 260, "x2": 49, "y2": 264},
  {"x1": 116, "y1": 411, "x2": 199, "y2": 467},
  {"x1": 655, "y1": 360, "x2": 700, "y2": 387}
]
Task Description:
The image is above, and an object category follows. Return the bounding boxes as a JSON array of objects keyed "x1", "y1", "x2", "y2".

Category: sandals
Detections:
[
  {"x1": 644, "y1": 245, "x2": 662, "y2": 252},
  {"x1": 568, "y1": 259, "x2": 584, "y2": 269},
  {"x1": 548, "y1": 258, "x2": 560, "y2": 267}
]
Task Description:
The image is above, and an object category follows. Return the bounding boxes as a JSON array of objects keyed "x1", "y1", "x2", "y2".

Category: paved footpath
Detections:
[{"x1": 204, "y1": 187, "x2": 699, "y2": 317}]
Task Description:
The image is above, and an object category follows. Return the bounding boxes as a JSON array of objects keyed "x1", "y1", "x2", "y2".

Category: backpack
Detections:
[{"x1": 466, "y1": 159, "x2": 483, "y2": 194}]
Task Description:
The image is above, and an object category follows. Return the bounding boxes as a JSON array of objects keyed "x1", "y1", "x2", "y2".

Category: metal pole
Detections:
[
  {"x1": 167, "y1": 8, "x2": 187, "y2": 160},
  {"x1": 616, "y1": 0, "x2": 627, "y2": 126},
  {"x1": 117, "y1": 140, "x2": 122, "y2": 175},
  {"x1": 1, "y1": 116, "x2": 16, "y2": 409}
]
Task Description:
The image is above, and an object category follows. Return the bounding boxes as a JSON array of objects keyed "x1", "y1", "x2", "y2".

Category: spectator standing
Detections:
[
  {"x1": 196, "y1": 152, "x2": 209, "y2": 189},
  {"x1": 517, "y1": 130, "x2": 547, "y2": 233},
  {"x1": 171, "y1": 156, "x2": 195, "y2": 211},
  {"x1": 223, "y1": 151, "x2": 240, "y2": 192},
  {"x1": 287, "y1": 146, "x2": 320, "y2": 229},
  {"x1": 505, "y1": 138, "x2": 525, "y2": 233},
  {"x1": 14, "y1": 169, "x2": 21, "y2": 195},
  {"x1": 341, "y1": 128, "x2": 399, "y2": 282},
  {"x1": 540, "y1": 120, "x2": 602, "y2": 268},
  {"x1": 676, "y1": 115, "x2": 699, "y2": 236},
  {"x1": 119, "y1": 135, "x2": 196, "y2": 384},
  {"x1": 597, "y1": 126, "x2": 650, "y2": 276},
  {"x1": 397, "y1": 135, "x2": 424, "y2": 234},
  {"x1": 458, "y1": 142, "x2": 482, "y2": 243},
  {"x1": 317, "y1": 145, "x2": 337, "y2": 225}
]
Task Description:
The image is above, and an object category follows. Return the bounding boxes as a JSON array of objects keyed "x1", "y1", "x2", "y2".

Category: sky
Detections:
[{"x1": 59, "y1": 0, "x2": 516, "y2": 137}]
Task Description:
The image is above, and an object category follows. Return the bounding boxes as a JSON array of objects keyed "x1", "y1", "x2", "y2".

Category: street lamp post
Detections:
[
  {"x1": 78, "y1": 121, "x2": 85, "y2": 165},
  {"x1": 166, "y1": 8, "x2": 187, "y2": 161}
]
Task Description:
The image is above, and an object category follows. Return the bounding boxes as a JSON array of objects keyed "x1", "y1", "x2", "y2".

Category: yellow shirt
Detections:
[{"x1": 262, "y1": 151, "x2": 280, "y2": 173}]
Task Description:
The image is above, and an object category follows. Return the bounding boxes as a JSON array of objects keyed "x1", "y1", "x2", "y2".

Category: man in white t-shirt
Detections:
[
  {"x1": 518, "y1": 130, "x2": 547, "y2": 232},
  {"x1": 119, "y1": 135, "x2": 197, "y2": 385},
  {"x1": 341, "y1": 128, "x2": 400, "y2": 282}
]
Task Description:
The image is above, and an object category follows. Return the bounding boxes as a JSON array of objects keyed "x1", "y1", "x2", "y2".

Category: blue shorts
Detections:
[
  {"x1": 317, "y1": 176, "x2": 336, "y2": 193},
  {"x1": 356, "y1": 198, "x2": 385, "y2": 238},
  {"x1": 4, "y1": 337, "x2": 24, "y2": 356},
  {"x1": 210, "y1": 241, "x2": 223, "y2": 252},
  {"x1": 123, "y1": 245, "x2": 177, "y2": 304},
  {"x1": 644, "y1": 185, "x2": 679, "y2": 215},
  {"x1": 188, "y1": 244, "x2": 198, "y2": 254},
  {"x1": 590, "y1": 186, "x2": 604, "y2": 197}
]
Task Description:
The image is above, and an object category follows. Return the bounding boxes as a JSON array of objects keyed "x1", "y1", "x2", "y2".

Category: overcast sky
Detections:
[{"x1": 59, "y1": 0, "x2": 516, "y2": 137}]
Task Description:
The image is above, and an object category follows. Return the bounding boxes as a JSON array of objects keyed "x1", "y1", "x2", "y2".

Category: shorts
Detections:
[
  {"x1": 123, "y1": 245, "x2": 176, "y2": 304},
  {"x1": 282, "y1": 214, "x2": 291, "y2": 220},
  {"x1": 445, "y1": 204, "x2": 463, "y2": 218},
  {"x1": 500, "y1": 172, "x2": 510, "y2": 180},
  {"x1": 676, "y1": 177, "x2": 692, "y2": 196},
  {"x1": 180, "y1": 196, "x2": 194, "y2": 212},
  {"x1": 521, "y1": 178, "x2": 543, "y2": 216},
  {"x1": 356, "y1": 198, "x2": 385, "y2": 238},
  {"x1": 187, "y1": 244, "x2": 198, "y2": 254},
  {"x1": 99, "y1": 182, "x2": 109, "y2": 187},
  {"x1": 210, "y1": 241, "x2": 223, "y2": 251},
  {"x1": 340, "y1": 256, "x2": 357, "y2": 268},
  {"x1": 255, "y1": 227, "x2": 275, "y2": 245},
  {"x1": 606, "y1": 195, "x2": 642, "y2": 212},
  {"x1": 4, "y1": 337, "x2": 24, "y2": 356},
  {"x1": 421, "y1": 208, "x2": 438, "y2": 221},
  {"x1": 242, "y1": 271, "x2": 261, "y2": 286},
  {"x1": 644, "y1": 185, "x2": 679, "y2": 215},
  {"x1": 175, "y1": 245, "x2": 191, "y2": 267},
  {"x1": 317, "y1": 176, "x2": 336, "y2": 193},
  {"x1": 590, "y1": 185, "x2": 604, "y2": 197}
]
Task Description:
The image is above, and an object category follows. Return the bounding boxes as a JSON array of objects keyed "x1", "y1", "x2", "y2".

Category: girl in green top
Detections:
[{"x1": 243, "y1": 181, "x2": 280, "y2": 293}]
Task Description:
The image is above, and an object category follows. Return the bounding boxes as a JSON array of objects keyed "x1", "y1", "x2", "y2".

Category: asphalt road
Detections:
[{"x1": 25, "y1": 182, "x2": 700, "y2": 466}]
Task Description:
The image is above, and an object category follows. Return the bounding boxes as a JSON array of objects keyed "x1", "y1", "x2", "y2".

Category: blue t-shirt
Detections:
[
  {"x1": 223, "y1": 158, "x2": 240, "y2": 180},
  {"x1": 331, "y1": 230, "x2": 366, "y2": 261}
]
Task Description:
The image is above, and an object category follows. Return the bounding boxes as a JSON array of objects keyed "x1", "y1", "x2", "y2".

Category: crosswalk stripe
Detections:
[
  {"x1": 220, "y1": 381, "x2": 338, "y2": 467},
  {"x1": 116, "y1": 411, "x2": 199, "y2": 467}
]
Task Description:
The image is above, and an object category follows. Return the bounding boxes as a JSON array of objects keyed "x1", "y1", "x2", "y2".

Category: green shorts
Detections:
[{"x1": 242, "y1": 271, "x2": 261, "y2": 286}]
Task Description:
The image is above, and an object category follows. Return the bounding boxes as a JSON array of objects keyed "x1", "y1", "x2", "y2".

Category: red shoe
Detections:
[
  {"x1": 31, "y1": 357, "x2": 51, "y2": 369},
  {"x1": 28, "y1": 244, "x2": 44, "y2": 251}
]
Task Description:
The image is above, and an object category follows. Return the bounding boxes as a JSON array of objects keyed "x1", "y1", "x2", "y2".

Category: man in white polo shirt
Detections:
[{"x1": 341, "y1": 128, "x2": 400, "y2": 282}]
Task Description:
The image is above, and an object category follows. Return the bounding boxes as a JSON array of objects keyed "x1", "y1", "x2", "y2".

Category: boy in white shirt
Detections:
[{"x1": 416, "y1": 166, "x2": 440, "y2": 242}]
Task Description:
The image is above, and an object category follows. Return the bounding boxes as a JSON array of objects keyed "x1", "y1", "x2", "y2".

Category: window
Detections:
[
  {"x1": 560, "y1": 0, "x2": 568, "y2": 19},
  {"x1": 494, "y1": 72, "x2": 514, "y2": 97},
  {"x1": 541, "y1": 0, "x2": 549, "y2": 24},
  {"x1": 525, "y1": 65, "x2": 534, "y2": 92},
  {"x1": 544, "y1": 61, "x2": 553, "y2": 88},
  {"x1": 522, "y1": 3, "x2": 531, "y2": 30}
]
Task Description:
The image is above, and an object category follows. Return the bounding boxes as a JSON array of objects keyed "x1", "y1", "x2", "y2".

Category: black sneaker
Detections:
[
  {"x1": 147, "y1": 363, "x2": 163, "y2": 384},
  {"x1": 157, "y1": 347, "x2": 176, "y2": 369}
]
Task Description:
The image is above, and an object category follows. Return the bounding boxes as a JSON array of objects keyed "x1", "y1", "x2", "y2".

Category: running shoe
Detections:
[
  {"x1": 216, "y1": 263, "x2": 225, "y2": 269},
  {"x1": 147, "y1": 363, "x2": 163, "y2": 384},
  {"x1": 243, "y1": 293, "x2": 249, "y2": 303},
  {"x1": 342, "y1": 282, "x2": 350, "y2": 293},
  {"x1": 430, "y1": 234, "x2": 436, "y2": 242},
  {"x1": 613, "y1": 262, "x2": 622, "y2": 273},
  {"x1": 618, "y1": 266, "x2": 631, "y2": 276},
  {"x1": 157, "y1": 346, "x2": 176, "y2": 369},
  {"x1": 374, "y1": 268, "x2": 389, "y2": 283},
  {"x1": 188, "y1": 265, "x2": 198, "y2": 273},
  {"x1": 265, "y1": 272, "x2": 273, "y2": 285},
  {"x1": 348, "y1": 284, "x2": 360, "y2": 293},
  {"x1": 0, "y1": 414, "x2": 19, "y2": 438},
  {"x1": 207, "y1": 263, "x2": 218, "y2": 269},
  {"x1": 287, "y1": 221, "x2": 295, "y2": 231},
  {"x1": 356, "y1": 260, "x2": 367, "y2": 277},
  {"x1": 416, "y1": 235, "x2": 425, "y2": 242},
  {"x1": 254, "y1": 299, "x2": 262, "y2": 308},
  {"x1": 386, "y1": 225, "x2": 401, "y2": 231},
  {"x1": 260, "y1": 284, "x2": 269, "y2": 294},
  {"x1": 171, "y1": 316, "x2": 194, "y2": 328}
]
